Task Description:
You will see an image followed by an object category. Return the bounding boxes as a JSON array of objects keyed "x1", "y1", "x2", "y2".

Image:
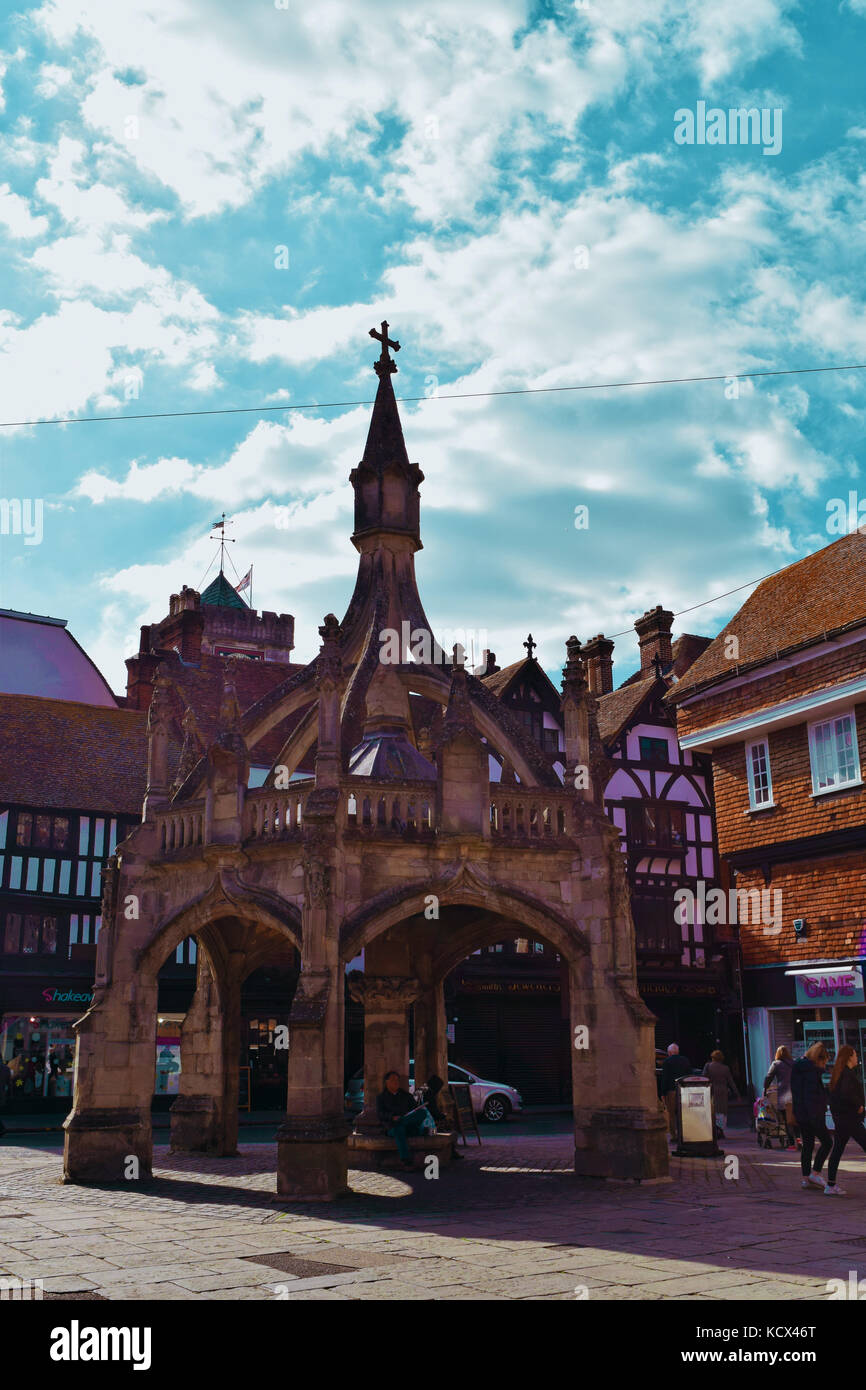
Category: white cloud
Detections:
[{"x1": 0, "y1": 183, "x2": 49, "y2": 238}]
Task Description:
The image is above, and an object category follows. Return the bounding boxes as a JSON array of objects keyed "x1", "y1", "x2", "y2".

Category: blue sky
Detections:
[{"x1": 1, "y1": 0, "x2": 866, "y2": 693}]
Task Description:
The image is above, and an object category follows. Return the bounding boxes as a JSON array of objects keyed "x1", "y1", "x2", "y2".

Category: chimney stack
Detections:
[
  {"x1": 582, "y1": 634, "x2": 614, "y2": 696},
  {"x1": 635, "y1": 605, "x2": 674, "y2": 675}
]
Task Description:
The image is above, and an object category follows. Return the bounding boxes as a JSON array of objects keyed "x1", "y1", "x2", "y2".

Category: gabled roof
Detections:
[
  {"x1": 596, "y1": 675, "x2": 658, "y2": 745},
  {"x1": 669, "y1": 531, "x2": 866, "y2": 702},
  {"x1": 481, "y1": 656, "x2": 560, "y2": 705},
  {"x1": 0, "y1": 610, "x2": 118, "y2": 706},
  {"x1": 0, "y1": 694, "x2": 146, "y2": 814}
]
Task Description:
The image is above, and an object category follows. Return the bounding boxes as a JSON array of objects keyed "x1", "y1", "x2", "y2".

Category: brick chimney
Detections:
[
  {"x1": 635, "y1": 605, "x2": 674, "y2": 675},
  {"x1": 582, "y1": 634, "x2": 614, "y2": 696}
]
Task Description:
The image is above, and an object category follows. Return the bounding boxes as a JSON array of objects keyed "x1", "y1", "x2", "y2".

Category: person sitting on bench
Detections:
[{"x1": 376, "y1": 1070, "x2": 434, "y2": 1170}]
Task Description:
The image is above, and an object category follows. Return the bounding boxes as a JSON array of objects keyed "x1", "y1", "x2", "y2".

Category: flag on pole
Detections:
[{"x1": 235, "y1": 566, "x2": 252, "y2": 595}]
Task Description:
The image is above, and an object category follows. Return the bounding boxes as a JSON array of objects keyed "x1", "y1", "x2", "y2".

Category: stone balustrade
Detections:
[
  {"x1": 156, "y1": 805, "x2": 205, "y2": 853},
  {"x1": 489, "y1": 789, "x2": 574, "y2": 840},
  {"x1": 154, "y1": 779, "x2": 576, "y2": 853},
  {"x1": 343, "y1": 779, "x2": 437, "y2": 833},
  {"x1": 243, "y1": 782, "x2": 313, "y2": 841}
]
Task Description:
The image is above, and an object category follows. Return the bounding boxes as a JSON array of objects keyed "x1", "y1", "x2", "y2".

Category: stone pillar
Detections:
[
  {"x1": 348, "y1": 975, "x2": 420, "y2": 1131},
  {"x1": 63, "y1": 977, "x2": 158, "y2": 1184},
  {"x1": 276, "y1": 799, "x2": 349, "y2": 1200},
  {"x1": 569, "y1": 954, "x2": 669, "y2": 1182},
  {"x1": 220, "y1": 951, "x2": 244, "y2": 1157},
  {"x1": 169, "y1": 954, "x2": 227, "y2": 1154},
  {"x1": 412, "y1": 980, "x2": 448, "y2": 1090}
]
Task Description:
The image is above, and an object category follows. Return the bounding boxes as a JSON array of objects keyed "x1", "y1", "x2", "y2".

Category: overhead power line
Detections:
[
  {"x1": 1, "y1": 360, "x2": 865, "y2": 430},
  {"x1": 606, "y1": 563, "x2": 793, "y2": 638}
]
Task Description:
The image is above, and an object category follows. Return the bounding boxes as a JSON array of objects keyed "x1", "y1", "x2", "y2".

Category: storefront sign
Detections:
[
  {"x1": 459, "y1": 981, "x2": 560, "y2": 994},
  {"x1": 794, "y1": 969, "x2": 864, "y2": 1006},
  {"x1": 41, "y1": 988, "x2": 94, "y2": 1005}
]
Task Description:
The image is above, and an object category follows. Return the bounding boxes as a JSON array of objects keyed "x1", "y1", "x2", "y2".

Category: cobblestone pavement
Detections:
[{"x1": 1, "y1": 1132, "x2": 863, "y2": 1301}]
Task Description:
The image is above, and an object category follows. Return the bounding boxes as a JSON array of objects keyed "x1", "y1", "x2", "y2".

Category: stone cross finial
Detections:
[
  {"x1": 369, "y1": 320, "x2": 400, "y2": 376},
  {"x1": 524, "y1": 633, "x2": 537, "y2": 661}
]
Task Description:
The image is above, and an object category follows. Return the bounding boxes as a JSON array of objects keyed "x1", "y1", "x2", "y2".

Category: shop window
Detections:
[
  {"x1": 41, "y1": 917, "x2": 57, "y2": 954},
  {"x1": 16, "y1": 812, "x2": 32, "y2": 847},
  {"x1": 808, "y1": 712, "x2": 861, "y2": 794},
  {"x1": 3, "y1": 913, "x2": 21, "y2": 952},
  {"x1": 746, "y1": 739, "x2": 773, "y2": 809}
]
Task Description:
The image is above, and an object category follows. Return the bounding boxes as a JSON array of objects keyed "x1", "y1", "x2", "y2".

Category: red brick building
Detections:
[{"x1": 668, "y1": 531, "x2": 866, "y2": 1089}]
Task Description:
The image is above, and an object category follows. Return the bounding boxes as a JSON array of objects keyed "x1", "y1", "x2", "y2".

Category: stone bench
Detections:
[{"x1": 348, "y1": 1130, "x2": 455, "y2": 1170}]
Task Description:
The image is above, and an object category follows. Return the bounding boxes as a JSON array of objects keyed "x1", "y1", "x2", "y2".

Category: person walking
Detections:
[
  {"x1": 764, "y1": 1045, "x2": 796, "y2": 1147},
  {"x1": 825, "y1": 1045, "x2": 866, "y2": 1196},
  {"x1": 702, "y1": 1050, "x2": 741, "y2": 1137},
  {"x1": 659, "y1": 1043, "x2": 692, "y2": 1145},
  {"x1": 791, "y1": 1042, "x2": 832, "y2": 1190}
]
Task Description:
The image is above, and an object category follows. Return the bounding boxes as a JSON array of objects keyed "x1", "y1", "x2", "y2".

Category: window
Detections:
[
  {"x1": 639, "y1": 736, "x2": 669, "y2": 764},
  {"x1": 15, "y1": 812, "x2": 32, "y2": 847},
  {"x1": 3, "y1": 913, "x2": 21, "y2": 952},
  {"x1": 808, "y1": 713, "x2": 861, "y2": 794},
  {"x1": 746, "y1": 739, "x2": 773, "y2": 809},
  {"x1": 448, "y1": 1065, "x2": 471, "y2": 1083},
  {"x1": 626, "y1": 802, "x2": 685, "y2": 848},
  {"x1": 541, "y1": 728, "x2": 560, "y2": 755},
  {"x1": 633, "y1": 896, "x2": 682, "y2": 954}
]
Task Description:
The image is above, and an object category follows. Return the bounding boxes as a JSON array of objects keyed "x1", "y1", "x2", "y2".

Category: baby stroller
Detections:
[{"x1": 755, "y1": 1090, "x2": 791, "y2": 1149}]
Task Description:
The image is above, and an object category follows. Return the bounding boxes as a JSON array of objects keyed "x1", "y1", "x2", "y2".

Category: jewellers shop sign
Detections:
[{"x1": 794, "y1": 968, "x2": 865, "y2": 1006}]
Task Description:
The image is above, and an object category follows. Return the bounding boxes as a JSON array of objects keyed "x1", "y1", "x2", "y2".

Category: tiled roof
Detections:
[
  {"x1": 596, "y1": 675, "x2": 657, "y2": 745},
  {"x1": 670, "y1": 531, "x2": 866, "y2": 700},
  {"x1": 0, "y1": 695, "x2": 146, "y2": 813},
  {"x1": 481, "y1": 657, "x2": 560, "y2": 704}
]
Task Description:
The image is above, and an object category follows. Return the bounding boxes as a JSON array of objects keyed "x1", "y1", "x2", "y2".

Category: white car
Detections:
[{"x1": 345, "y1": 1060, "x2": 523, "y2": 1123}]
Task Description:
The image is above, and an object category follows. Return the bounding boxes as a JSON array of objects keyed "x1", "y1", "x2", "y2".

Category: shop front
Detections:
[
  {"x1": 744, "y1": 960, "x2": 866, "y2": 1090},
  {"x1": 0, "y1": 982, "x2": 94, "y2": 1105}
]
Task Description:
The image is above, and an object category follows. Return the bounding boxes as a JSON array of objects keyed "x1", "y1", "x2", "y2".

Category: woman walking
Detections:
[
  {"x1": 791, "y1": 1042, "x2": 832, "y2": 1190},
  {"x1": 764, "y1": 1045, "x2": 796, "y2": 1147},
  {"x1": 825, "y1": 1045, "x2": 866, "y2": 1196},
  {"x1": 702, "y1": 1050, "x2": 741, "y2": 1137}
]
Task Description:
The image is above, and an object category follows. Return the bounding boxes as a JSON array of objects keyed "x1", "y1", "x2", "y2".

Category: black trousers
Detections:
[
  {"x1": 799, "y1": 1119, "x2": 833, "y2": 1177},
  {"x1": 828, "y1": 1117, "x2": 866, "y2": 1185}
]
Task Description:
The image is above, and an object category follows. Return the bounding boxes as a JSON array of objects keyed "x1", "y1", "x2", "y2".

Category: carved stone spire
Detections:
[{"x1": 350, "y1": 322, "x2": 424, "y2": 547}]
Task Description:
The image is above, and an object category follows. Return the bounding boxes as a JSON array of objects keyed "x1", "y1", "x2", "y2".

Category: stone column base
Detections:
[
  {"x1": 169, "y1": 1094, "x2": 229, "y2": 1155},
  {"x1": 573, "y1": 1106, "x2": 670, "y2": 1182},
  {"x1": 275, "y1": 1115, "x2": 351, "y2": 1201},
  {"x1": 62, "y1": 1108, "x2": 152, "y2": 1184}
]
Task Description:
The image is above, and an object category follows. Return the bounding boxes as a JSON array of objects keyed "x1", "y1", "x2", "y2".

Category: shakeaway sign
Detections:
[
  {"x1": 794, "y1": 968, "x2": 865, "y2": 1006},
  {"x1": 41, "y1": 987, "x2": 94, "y2": 1005}
]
